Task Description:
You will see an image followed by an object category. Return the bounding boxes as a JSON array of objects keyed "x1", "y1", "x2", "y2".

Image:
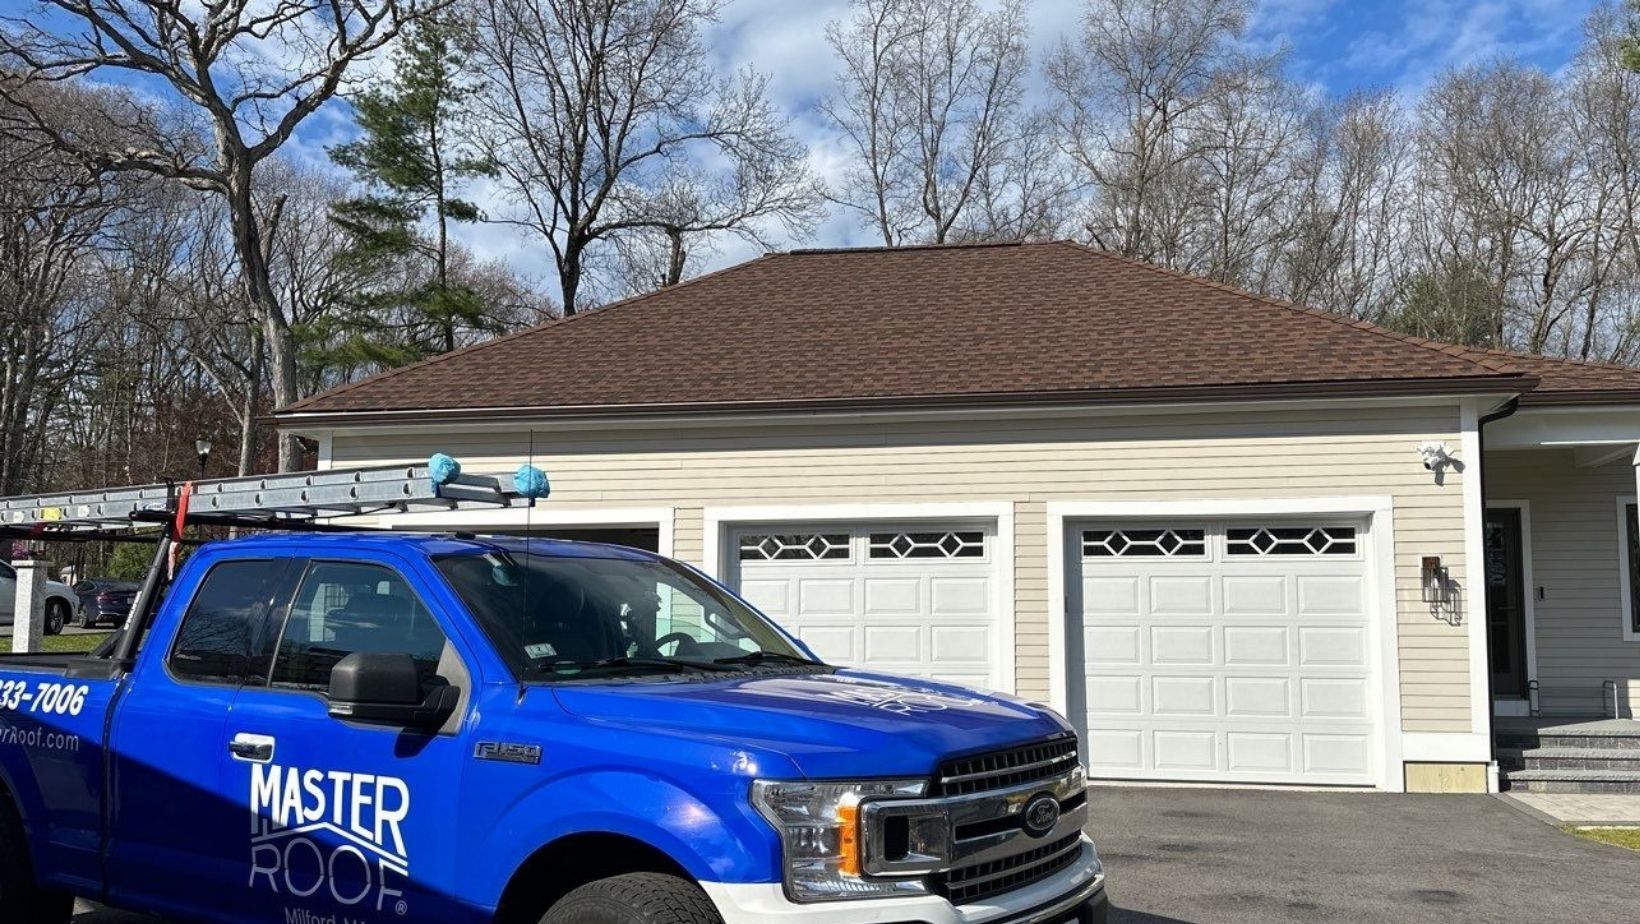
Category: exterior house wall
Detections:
[
  {"x1": 323, "y1": 403, "x2": 1472, "y2": 732},
  {"x1": 1486, "y1": 449, "x2": 1640, "y2": 716}
]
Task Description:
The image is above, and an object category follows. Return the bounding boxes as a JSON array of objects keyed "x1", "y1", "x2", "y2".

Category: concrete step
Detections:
[
  {"x1": 1495, "y1": 733, "x2": 1640, "y2": 751},
  {"x1": 1503, "y1": 769, "x2": 1640, "y2": 794},
  {"x1": 1499, "y1": 747, "x2": 1640, "y2": 772}
]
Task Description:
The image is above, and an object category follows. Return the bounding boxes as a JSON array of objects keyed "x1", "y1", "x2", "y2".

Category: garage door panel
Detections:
[
  {"x1": 863, "y1": 624, "x2": 922, "y2": 661},
  {"x1": 1085, "y1": 626, "x2": 1141, "y2": 664},
  {"x1": 930, "y1": 625, "x2": 990, "y2": 662},
  {"x1": 930, "y1": 577, "x2": 990, "y2": 614},
  {"x1": 1150, "y1": 626, "x2": 1214, "y2": 664},
  {"x1": 1296, "y1": 575, "x2": 1365, "y2": 615},
  {"x1": 1225, "y1": 677, "x2": 1292, "y2": 717},
  {"x1": 1297, "y1": 626, "x2": 1367, "y2": 666},
  {"x1": 863, "y1": 577, "x2": 920, "y2": 614},
  {"x1": 1226, "y1": 732, "x2": 1294, "y2": 773},
  {"x1": 1302, "y1": 734, "x2": 1371, "y2": 775},
  {"x1": 1152, "y1": 676, "x2": 1215, "y2": 715},
  {"x1": 1222, "y1": 575, "x2": 1287, "y2": 615},
  {"x1": 739, "y1": 579, "x2": 791, "y2": 615},
  {"x1": 1153, "y1": 731, "x2": 1217, "y2": 772},
  {"x1": 1083, "y1": 577, "x2": 1140, "y2": 614},
  {"x1": 1223, "y1": 626, "x2": 1290, "y2": 666},
  {"x1": 797, "y1": 578, "x2": 855, "y2": 615},
  {"x1": 1087, "y1": 676, "x2": 1143, "y2": 715},
  {"x1": 1076, "y1": 519, "x2": 1376, "y2": 786},
  {"x1": 1149, "y1": 576, "x2": 1213, "y2": 614},
  {"x1": 798, "y1": 625, "x2": 856, "y2": 662}
]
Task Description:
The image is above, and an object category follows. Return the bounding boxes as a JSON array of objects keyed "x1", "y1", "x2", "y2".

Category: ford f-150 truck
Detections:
[{"x1": 0, "y1": 478, "x2": 1105, "y2": 924}]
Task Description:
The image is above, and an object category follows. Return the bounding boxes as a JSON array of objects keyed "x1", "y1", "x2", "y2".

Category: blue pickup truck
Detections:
[{"x1": 0, "y1": 531, "x2": 1106, "y2": 924}]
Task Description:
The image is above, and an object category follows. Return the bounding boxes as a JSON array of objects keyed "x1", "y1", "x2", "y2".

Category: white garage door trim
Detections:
[
  {"x1": 1046, "y1": 497, "x2": 1405, "y2": 792},
  {"x1": 704, "y1": 503, "x2": 1016, "y2": 693}
]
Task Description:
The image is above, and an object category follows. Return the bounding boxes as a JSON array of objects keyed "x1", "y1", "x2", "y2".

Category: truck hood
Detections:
[{"x1": 551, "y1": 670, "x2": 1072, "y2": 779}]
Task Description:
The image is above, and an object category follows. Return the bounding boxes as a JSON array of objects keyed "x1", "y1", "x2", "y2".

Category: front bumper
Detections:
[{"x1": 703, "y1": 838, "x2": 1105, "y2": 924}]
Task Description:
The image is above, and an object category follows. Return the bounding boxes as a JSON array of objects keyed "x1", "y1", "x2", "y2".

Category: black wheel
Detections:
[
  {"x1": 44, "y1": 601, "x2": 67, "y2": 637},
  {"x1": 539, "y1": 873, "x2": 722, "y2": 924},
  {"x1": 0, "y1": 797, "x2": 75, "y2": 923}
]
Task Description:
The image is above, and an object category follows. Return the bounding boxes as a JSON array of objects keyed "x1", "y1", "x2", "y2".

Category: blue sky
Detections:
[{"x1": 2, "y1": 0, "x2": 1611, "y2": 283}]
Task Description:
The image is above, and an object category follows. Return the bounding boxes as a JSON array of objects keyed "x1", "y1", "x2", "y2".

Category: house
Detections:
[{"x1": 275, "y1": 241, "x2": 1640, "y2": 794}]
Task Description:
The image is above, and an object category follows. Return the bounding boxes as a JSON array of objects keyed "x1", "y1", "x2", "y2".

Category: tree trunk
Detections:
[
  {"x1": 223, "y1": 157, "x2": 301, "y2": 472},
  {"x1": 663, "y1": 228, "x2": 687, "y2": 287},
  {"x1": 237, "y1": 327, "x2": 264, "y2": 476}
]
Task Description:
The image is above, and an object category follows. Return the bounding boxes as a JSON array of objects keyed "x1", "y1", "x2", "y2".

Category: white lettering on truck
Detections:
[{"x1": 248, "y1": 763, "x2": 412, "y2": 916}]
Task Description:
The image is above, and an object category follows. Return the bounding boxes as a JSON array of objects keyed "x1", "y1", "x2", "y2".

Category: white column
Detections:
[{"x1": 11, "y1": 560, "x2": 46, "y2": 654}]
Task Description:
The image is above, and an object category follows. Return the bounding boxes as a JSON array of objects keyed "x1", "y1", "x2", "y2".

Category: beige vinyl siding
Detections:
[
  {"x1": 325, "y1": 404, "x2": 1471, "y2": 729},
  {"x1": 1487, "y1": 449, "x2": 1640, "y2": 716}
]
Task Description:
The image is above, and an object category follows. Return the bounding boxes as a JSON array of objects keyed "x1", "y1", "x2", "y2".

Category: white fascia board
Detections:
[{"x1": 282, "y1": 393, "x2": 1492, "y2": 441}]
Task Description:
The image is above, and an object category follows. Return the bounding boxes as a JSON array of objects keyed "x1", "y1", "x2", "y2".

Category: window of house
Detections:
[{"x1": 268, "y1": 561, "x2": 449, "y2": 695}]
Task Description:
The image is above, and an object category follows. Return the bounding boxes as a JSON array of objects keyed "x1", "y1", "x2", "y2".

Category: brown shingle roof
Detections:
[{"x1": 279, "y1": 241, "x2": 1579, "y2": 420}]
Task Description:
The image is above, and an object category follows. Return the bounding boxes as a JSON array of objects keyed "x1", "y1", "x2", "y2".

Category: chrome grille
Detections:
[
  {"x1": 936, "y1": 832, "x2": 1083, "y2": 905},
  {"x1": 934, "y1": 736, "x2": 1079, "y2": 797}
]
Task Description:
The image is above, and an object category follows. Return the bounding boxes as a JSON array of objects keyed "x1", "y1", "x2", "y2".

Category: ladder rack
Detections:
[{"x1": 0, "y1": 462, "x2": 526, "y2": 537}]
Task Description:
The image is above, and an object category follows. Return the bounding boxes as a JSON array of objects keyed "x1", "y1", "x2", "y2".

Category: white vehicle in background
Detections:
[{"x1": 0, "y1": 561, "x2": 75, "y2": 635}]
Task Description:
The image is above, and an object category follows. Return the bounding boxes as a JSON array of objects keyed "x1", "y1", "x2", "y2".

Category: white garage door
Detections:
[
  {"x1": 1072, "y1": 521, "x2": 1377, "y2": 785},
  {"x1": 731, "y1": 524, "x2": 999, "y2": 689}
]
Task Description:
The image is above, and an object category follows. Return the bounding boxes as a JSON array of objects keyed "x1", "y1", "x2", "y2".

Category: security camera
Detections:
[{"x1": 1418, "y1": 441, "x2": 1456, "y2": 472}]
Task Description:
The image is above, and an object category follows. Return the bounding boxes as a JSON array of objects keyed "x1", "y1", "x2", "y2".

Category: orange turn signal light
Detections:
[{"x1": 837, "y1": 801, "x2": 862, "y2": 877}]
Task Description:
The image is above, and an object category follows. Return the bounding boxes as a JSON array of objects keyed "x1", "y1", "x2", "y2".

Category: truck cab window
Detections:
[
  {"x1": 269, "y1": 561, "x2": 448, "y2": 694},
  {"x1": 168, "y1": 559, "x2": 288, "y2": 685}
]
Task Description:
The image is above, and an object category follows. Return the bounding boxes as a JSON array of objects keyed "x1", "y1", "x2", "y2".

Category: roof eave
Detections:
[
  {"x1": 1516, "y1": 389, "x2": 1640, "y2": 408},
  {"x1": 272, "y1": 374, "x2": 1533, "y2": 428}
]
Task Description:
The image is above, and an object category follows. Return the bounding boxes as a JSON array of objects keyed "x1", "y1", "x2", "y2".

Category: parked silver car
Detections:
[{"x1": 0, "y1": 562, "x2": 76, "y2": 635}]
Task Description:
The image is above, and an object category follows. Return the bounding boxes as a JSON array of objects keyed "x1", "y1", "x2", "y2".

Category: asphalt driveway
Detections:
[
  {"x1": 1086, "y1": 787, "x2": 1640, "y2": 923},
  {"x1": 72, "y1": 788, "x2": 1640, "y2": 924}
]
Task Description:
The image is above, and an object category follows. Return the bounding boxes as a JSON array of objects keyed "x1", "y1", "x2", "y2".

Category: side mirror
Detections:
[{"x1": 328, "y1": 652, "x2": 459, "y2": 730}]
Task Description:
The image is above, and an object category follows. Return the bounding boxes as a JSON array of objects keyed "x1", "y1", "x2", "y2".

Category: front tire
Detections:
[
  {"x1": 0, "y1": 797, "x2": 75, "y2": 923},
  {"x1": 44, "y1": 601, "x2": 67, "y2": 637},
  {"x1": 539, "y1": 873, "x2": 722, "y2": 924}
]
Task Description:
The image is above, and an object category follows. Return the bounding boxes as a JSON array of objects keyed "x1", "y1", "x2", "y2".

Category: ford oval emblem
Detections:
[{"x1": 1022, "y1": 793, "x2": 1060, "y2": 838}]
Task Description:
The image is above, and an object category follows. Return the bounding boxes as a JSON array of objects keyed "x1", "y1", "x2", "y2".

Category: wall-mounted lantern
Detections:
[{"x1": 1422, "y1": 555, "x2": 1461, "y2": 624}]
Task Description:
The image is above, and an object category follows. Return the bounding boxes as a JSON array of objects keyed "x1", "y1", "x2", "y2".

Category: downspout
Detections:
[{"x1": 1476, "y1": 397, "x2": 1521, "y2": 781}]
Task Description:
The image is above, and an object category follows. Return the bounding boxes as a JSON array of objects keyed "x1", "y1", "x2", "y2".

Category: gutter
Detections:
[{"x1": 1476, "y1": 396, "x2": 1522, "y2": 784}]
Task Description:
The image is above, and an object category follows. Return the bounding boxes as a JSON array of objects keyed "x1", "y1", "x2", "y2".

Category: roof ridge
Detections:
[
  {"x1": 784, "y1": 240, "x2": 1029, "y2": 256},
  {"x1": 1050, "y1": 241, "x2": 1526, "y2": 379},
  {"x1": 1456, "y1": 343, "x2": 1640, "y2": 375},
  {"x1": 280, "y1": 252, "x2": 781, "y2": 414}
]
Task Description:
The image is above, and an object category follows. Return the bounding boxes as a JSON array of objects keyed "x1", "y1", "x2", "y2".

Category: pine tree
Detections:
[{"x1": 329, "y1": 16, "x2": 498, "y2": 358}]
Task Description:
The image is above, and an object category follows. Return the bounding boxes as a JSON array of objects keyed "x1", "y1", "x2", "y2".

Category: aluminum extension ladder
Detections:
[{"x1": 0, "y1": 462, "x2": 525, "y2": 535}]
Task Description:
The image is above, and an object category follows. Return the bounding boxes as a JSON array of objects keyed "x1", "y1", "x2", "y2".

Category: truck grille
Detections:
[
  {"x1": 935, "y1": 832, "x2": 1083, "y2": 905},
  {"x1": 934, "y1": 736, "x2": 1079, "y2": 797}
]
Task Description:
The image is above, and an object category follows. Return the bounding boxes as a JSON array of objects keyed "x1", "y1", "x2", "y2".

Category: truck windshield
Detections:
[{"x1": 434, "y1": 549, "x2": 818, "y2": 680}]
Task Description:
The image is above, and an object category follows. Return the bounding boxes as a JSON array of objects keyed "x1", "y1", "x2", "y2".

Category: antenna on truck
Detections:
[{"x1": 0, "y1": 457, "x2": 545, "y2": 671}]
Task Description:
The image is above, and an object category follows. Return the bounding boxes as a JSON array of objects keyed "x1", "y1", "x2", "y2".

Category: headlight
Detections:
[{"x1": 751, "y1": 779, "x2": 930, "y2": 903}]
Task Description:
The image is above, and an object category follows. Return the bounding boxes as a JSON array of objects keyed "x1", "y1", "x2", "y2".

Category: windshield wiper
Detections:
[
  {"x1": 711, "y1": 650, "x2": 826, "y2": 667},
  {"x1": 535, "y1": 656, "x2": 736, "y2": 676}
]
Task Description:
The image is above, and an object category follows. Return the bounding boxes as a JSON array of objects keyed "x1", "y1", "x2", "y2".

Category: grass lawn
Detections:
[
  {"x1": 40, "y1": 632, "x2": 111, "y2": 654},
  {"x1": 1566, "y1": 827, "x2": 1640, "y2": 851}
]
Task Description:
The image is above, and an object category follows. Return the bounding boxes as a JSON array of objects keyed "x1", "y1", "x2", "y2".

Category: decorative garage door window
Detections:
[
  {"x1": 1226, "y1": 525, "x2": 1357, "y2": 556},
  {"x1": 868, "y1": 531, "x2": 985, "y2": 559},
  {"x1": 1081, "y1": 528, "x2": 1206, "y2": 558},
  {"x1": 738, "y1": 533, "x2": 850, "y2": 561}
]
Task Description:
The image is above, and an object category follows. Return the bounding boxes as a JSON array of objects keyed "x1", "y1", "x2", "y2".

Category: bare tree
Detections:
[
  {"x1": 823, "y1": 0, "x2": 1045, "y2": 244},
  {"x1": 468, "y1": 0, "x2": 817, "y2": 313},
  {"x1": 1048, "y1": 0, "x2": 1252, "y2": 263},
  {"x1": 0, "y1": 0, "x2": 434, "y2": 470}
]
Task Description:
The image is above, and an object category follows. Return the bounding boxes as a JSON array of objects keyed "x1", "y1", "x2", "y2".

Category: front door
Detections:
[
  {"x1": 223, "y1": 554, "x2": 474, "y2": 924},
  {"x1": 1485, "y1": 508, "x2": 1529, "y2": 698}
]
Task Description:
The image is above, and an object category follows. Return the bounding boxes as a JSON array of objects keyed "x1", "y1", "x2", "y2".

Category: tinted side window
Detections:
[
  {"x1": 169, "y1": 560, "x2": 288, "y2": 685},
  {"x1": 270, "y1": 561, "x2": 448, "y2": 694}
]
